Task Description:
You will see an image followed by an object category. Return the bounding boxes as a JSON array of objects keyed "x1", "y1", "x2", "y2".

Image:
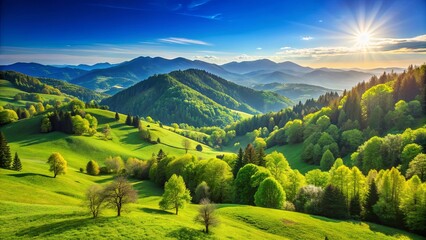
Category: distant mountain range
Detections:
[
  {"x1": 0, "y1": 56, "x2": 405, "y2": 97},
  {"x1": 101, "y1": 69, "x2": 293, "y2": 127},
  {"x1": 253, "y1": 83, "x2": 342, "y2": 103}
]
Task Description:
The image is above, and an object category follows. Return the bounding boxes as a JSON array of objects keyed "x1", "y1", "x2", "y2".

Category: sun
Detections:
[{"x1": 356, "y1": 32, "x2": 371, "y2": 47}]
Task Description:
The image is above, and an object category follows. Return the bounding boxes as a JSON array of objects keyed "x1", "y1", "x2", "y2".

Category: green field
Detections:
[{"x1": 0, "y1": 113, "x2": 424, "y2": 239}]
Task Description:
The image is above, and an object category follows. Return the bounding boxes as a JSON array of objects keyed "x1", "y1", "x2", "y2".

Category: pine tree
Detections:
[
  {"x1": 12, "y1": 152, "x2": 22, "y2": 171},
  {"x1": 115, "y1": 112, "x2": 120, "y2": 121},
  {"x1": 132, "y1": 116, "x2": 140, "y2": 128},
  {"x1": 321, "y1": 185, "x2": 349, "y2": 219},
  {"x1": 257, "y1": 147, "x2": 266, "y2": 167},
  {"x1": 349, "y1": 194, "x2": 362, "y2": 218},
  {"x1": 125, "y1": 114, "x2": 132, "y2": 126},
  {"x1": 232, "y1": 148, "x2": 244, "y2": 178},
  {"x1": 363, "y1": 180, "x2": 379, "y2": 222},
  {"x1": 0, "y1": 131, "x2": 12, "y2": 169},
  {"x1": 243, "y1": 144, "x2": 256, "y2": 165}
]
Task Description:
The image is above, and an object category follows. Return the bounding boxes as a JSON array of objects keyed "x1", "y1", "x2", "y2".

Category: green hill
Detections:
[{"x1": 101, "y1": 69, "x2": 292, "y2": 127}]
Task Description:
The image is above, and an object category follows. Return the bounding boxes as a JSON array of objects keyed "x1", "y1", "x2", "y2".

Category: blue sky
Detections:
[{"x1": 0, "y1": 0, "x2": 425, "y2": 68}]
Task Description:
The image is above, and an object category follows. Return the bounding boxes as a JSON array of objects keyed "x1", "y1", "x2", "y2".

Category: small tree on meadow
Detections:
[
  {"x1": 125, "y1": 114, "x2": 132, "y2": 126},
  {"x1": 0, "y1": 131, "x2": 12, "y2": 169},
  {"x1": 86, "y1": 160, "x2": 100, "y2": 176},
  {"x1": 47, "y1": 152, "x2": 67, "y2": 178},
  {"x1": 85, "y1": 185, "x2": 105, "y2": 218},
  {"x1": 194, "y1": 181, "x2": 210, "y2": 203},
  {"x1": 115, "y1": 112, "x2": 120, "y2": 121},
  {"x1": 12, "y1": 152, "x2": 22, "y2": 171},
  {"x1": 103, "y1": 176, "x2": 137, "y2": 216},
  {"x1": 196, "y1": 144, "x2": 203, "y2": 152},
  {"x1": 102, "y1": 124, "x2": 112, "y2": 140},
  {"x1": 159, "y1": 174, "x2": 191, "y2": 215},
  {"x1": 194, "y1": 198, "x2": 219, "y2": 234},
  {"x1": 182, "y1": 139, "x2": 191, "y2": 153}
]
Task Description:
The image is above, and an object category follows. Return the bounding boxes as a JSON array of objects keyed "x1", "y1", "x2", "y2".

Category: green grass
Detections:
[{"x1": 266, "y1": 144, "x2": 317, "y2": 174}]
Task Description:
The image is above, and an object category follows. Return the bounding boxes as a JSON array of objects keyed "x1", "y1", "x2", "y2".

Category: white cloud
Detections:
[
  {"x1": 256, "y1": 47, "x2": 262, "y2": 50},
  {"x1": 302, "y1": 36, "x2": 313, "y2": 41},
  {"x1": 158, "y1": 37, "x2": 211, "y2": 46},
  {"x1": 280, "y1": 46, "x2": 291, "y2": 50}
]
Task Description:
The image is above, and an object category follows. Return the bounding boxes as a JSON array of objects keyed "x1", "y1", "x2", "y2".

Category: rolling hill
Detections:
[
  {"x1": 101, "y1": 69, "x2": 293, "y2": 127},
  {"x1": 0, "y1": 63, "x2": 88, "y2": 81}
]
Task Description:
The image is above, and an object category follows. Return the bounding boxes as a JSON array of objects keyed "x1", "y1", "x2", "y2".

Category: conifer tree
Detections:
[
  {"x1": 232, "y1": 148, "x2": 244, "y2": 178},
  {"x1": 363, "y1": 180, "x2": 379, "y2": 222},
  {"x1": 257, "y1": 147, "x2": 266, "y2": 167},
  {"x1": 0, "y1": 131, "x2": 12, "y2": 169},
  {"x1": 12, "y1": 152, "x2": 22, "y2": 171},
  {"x1": 321, "y1": 185, "x2": 349, "y2": 219},
  {"x1": 115, "y1": 112, "x2": 120, "y2": 121},
  {"x1": 243, "y1": 144, "x2": 256, "y2": 165},
  {"x1": 132, "y1": 116, "x2": 140, "y2": 128},
  {"x1": 125, "y1": 114, "x2": 132, "y2": 126}
]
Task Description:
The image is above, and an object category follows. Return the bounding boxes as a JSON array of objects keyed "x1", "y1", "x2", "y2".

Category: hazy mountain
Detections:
[
  {"x1": 71, "y1": 56, "x2": 238, "y2": 92},
  {"x1": 53, "y1": 62, "x2": 118, "y2": 71},
  {"x1": 221, "y1": 59, "x2": 312, "y2": 75},
  {"x1": 243, "y1": 70, "x2": 303, "y2": 84},
  {"x1": 302, "y1": 69, "x2": 373, "y2": 89},
  {"x1": 101, "y1": 69, "x2": 293, "y2": 127},
  {"x1": 0, "y1": 62, "x2": 88, "y2": 81},
  {"x1": 253, "y1": 82, "x2": 342, "y2": 103}
]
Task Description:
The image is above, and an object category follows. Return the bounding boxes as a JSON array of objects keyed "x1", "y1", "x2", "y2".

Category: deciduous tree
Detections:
[
  {"x1": 159, "y1": 174, "x2": 191, "y2": 215},
  {"x1": 103, "y1": 176, "x2": 137, "y2": 216},
  {"x1": 47, "y1": 152, "x2": 67, "y2": 178}
]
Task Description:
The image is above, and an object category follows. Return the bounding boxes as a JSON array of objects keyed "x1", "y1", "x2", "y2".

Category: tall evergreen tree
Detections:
[
  {"x1": 232, "y1": 148, "x2": 244, "y2": 178},
  {"x1": 243, "y1": 144, "x2": 256, "y2": 165},
  {"x1": 321, "y1": 185, "x2": 349, "y2": 219},
  {"x1": 132, "y1": 116, "x2": 140, "y2": 128},
  {"x1": 0, "y1": 131, "x2": 12, "y2": 169},
  {"x1": 115, "y1": 112, "x2": 120, "y2": 121},
  {"x1": 257, "y1": 147, "x2": 266, "y2": 167},
  {"x1": 363, "y1": 180, "x2": 379, "y2": 222},
  {"x1": 349, "y1": 194, "x2": 362, "y2": 218},
  {"x1": 12, "y1": 152, "x2": 22, "y2": 171},
  {"x1": 125, "y1": 114, "x2": 132, "y2": 126}
]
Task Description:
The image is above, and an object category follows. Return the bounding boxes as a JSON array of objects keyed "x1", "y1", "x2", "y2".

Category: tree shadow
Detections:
[
  {"x1": 8, "y1": 172, "x2": 52, "y2": 178},
  {"x1": 167, "y1": 227, "x2": 214, "y2": 240},
  {"x1": 16, "y1": 216, "x2": 111, "y2": 238},
  {"x1": 95, "y1": 176, "x2": 114, "y2": 184},
  {"x1": 132, "y1": 181, "x2": 163, "y2": 197},
  {"x1": 140, "y1": 207, "x2": 174, "y2": 215}
]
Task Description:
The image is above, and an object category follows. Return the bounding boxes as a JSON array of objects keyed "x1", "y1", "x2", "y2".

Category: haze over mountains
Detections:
[{"x1": 0, "y1": 56, "x2": 404, "y2": 96}]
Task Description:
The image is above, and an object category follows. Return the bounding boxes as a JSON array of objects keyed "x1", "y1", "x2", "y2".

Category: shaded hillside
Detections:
[
  {"x1": 101, "y1": 73, "x2": 241, "y2": 127},
  {"x1": 0, "y1": 63, "x2": 87, "y2": 81}
]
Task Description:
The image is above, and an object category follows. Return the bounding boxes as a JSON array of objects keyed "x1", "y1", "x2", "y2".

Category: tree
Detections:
[
  {"x1": 132, "y1": 116, "x2": 140, "y2": 128},
  {"x1": 265, "y1": 151, "x2": 289, "y2": 180},
  {"x1": 234, "y1": 164, "x2": 259, "y2": 205},
  {"x1": 0, "y1": 131, "x2": 12, "y2": 169},
  {"x1": 115, "y1": 112, "x2": 120, "y2": 121},
  {"x1": 194, "y1": 181, "x2": 210, "y2": 203},
  {"x1": 0, "y1": 109, "x2": 19, "y2": 125},
  {"x1": 254, "y1": 177, "x2": 286, "y2": 209},
  {"x1": 159, "y1": 174, "x2": 191, "y2": 215},
  {"x1": 40, "y1": 117, "x2": 52, "y2": 133},
  {"x1": 102, "y1": 124, "x2": 112, "y2": 140},
  {"x1": 105, "y1": 156, "x2": 125, "y2": 174},
  {"x1": 320, "y1": 150, "x2": 335, "y2": 171},
  {"x1": 85, "y1": 185, "x2": 104, "y2": 218},
  {"x1": 47, "y1": 152, "x2": 67, "y2": 178},
  {"x1": 12, "y1": 152, "x2": 22, "y2": 171},
  {"x1": 243, "y1": 143, "x2": 256, "y2": 165},
  {"x1": 406, "y1": 153, "x2": 426, "y2": 181},
  {"x1": 71, "y1": 115, "x2": 90, "y2": 135},
  {"x1": 86, "y1": 160, "x2": 100, "y2": 176},
  {"x1": 321, "y1": 185, "x2": 349, "y2": 219},
  {"x1": 232, "y1": 148, "x2": 244, "y2": 178},
  {"x1": 363, "y1": 180, "x2": 379, "y2": 222},
  {"x1": 400, "y1": 175, "x2": 426, "y2": 231},
  {"x1": 194, "y1": 198, "x2": 219, "y2": 234},
  {"x1": 103, "y1": 176, "x2": 137, "y2": 216},
  {"x1": 125, "y1": 114, "x2": 132, "y2": 126},
  {"x1": 182, "y1": 139, "x2": 191, "y2": 153},
  {"x1": 349, "y1": 194, "x2": 362, "y2": 218},
  {"x1": 196, "y1": 144, "x2": 203, "y2": 152},
  {"x1": 294, "y1": 185, "x2": 323, "y2": 214},
  {"x1": 305, "y1": 169, "x2": 329, "y2": 188}
]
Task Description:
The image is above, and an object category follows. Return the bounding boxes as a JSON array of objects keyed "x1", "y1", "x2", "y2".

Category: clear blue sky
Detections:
[{"x1": 0, "y1": 0, "x2": 425, "y2": 68}]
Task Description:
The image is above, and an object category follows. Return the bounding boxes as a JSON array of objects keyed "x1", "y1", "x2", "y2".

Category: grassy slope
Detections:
[{"x1": 0, "y1": 79, "x2": 67, "y2": 107}]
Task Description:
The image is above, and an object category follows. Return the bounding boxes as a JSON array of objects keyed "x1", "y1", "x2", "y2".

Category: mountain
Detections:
[
  {"x1": 71, "y1": 56, "x2": 238, "y2": 92},
  {"x1": 302, "y1": 69, "x2": 373, "y2": 89},
  {"x1": 253, "y1": 82, "x2": 342, "y2": 103},
  {"x1": 101, "y1": 69, "x2": 293, "y2": 127},
  {"x1": 221, "y1": 59, "x2": 312, "y2": 75},
  {"x1": 0, "y1": 62, "x2": 88, "y2": 81},
  {"x1": 244, "y1": 71, "x2": 303, "y2": 84},
  {"x1": 52, "y1": 62, "x2": 118, "y2": 71}
]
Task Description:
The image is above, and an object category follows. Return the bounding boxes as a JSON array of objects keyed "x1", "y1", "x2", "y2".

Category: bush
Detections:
[
  {"x1": 196, "y1": 144, "x2": 203, "y2": 152},
  {"x1": 86, "y1": 160, "x2": 100, "y2": 176},
  {"x1": 79, "y1": 168, "x2": 84, "y2": 173}
]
